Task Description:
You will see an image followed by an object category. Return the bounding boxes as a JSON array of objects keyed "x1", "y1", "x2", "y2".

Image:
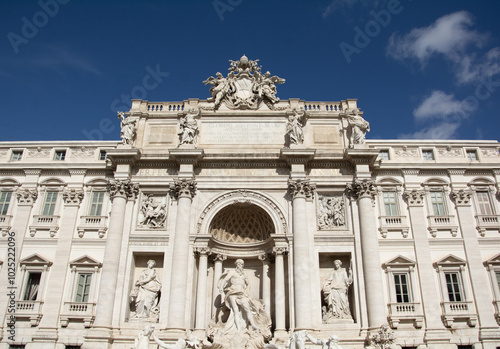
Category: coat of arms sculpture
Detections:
[{"x1": 203, "y1": 55, "x2": 285, "y2": 110}]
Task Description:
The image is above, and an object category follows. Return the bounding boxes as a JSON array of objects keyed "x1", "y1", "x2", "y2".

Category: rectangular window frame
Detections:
[
  {"x1": 74, "y1": 273, "x2": 92, "y2": 303},
  {"x1": 0, "y1": 191, "x2": 13, "y2": 216},
  {"x1": 444, "y1": 271, "x2": 464, "y2": 302},
  {"x1": 88, "y1": 191, "x2": 105, "y2": 216},
  {"x1": 42, "y1": 191, "x2": 58, "y2": 216},
  {"x1": 422, "y1": 149, "x2": 434, "y2": 160},
  {"x1": 10, "y1": 150, "x2": 23, "y2": 162},
  {"x1": 430, "y1": 191, "x2": 447, "y2": 216},
  {"x1": 476, "y1": 190, "x2": 494, "y2": 216},
  {"x1": 54, "y1": 150, "x2": 66, "y2": 161},
  {"x1": 466, "y1": 149, "x2": 478, "y2": 161},
  {"x1": 378, "y1": 150, "x2": 390, "y2": 161},
  {"x1": 393, "y1": 272, "x2": 411, "y2": 303},
  {"x1": 383, "y1": 191, "x2": 399, "y2": 217},
  {"x1": 99, "y1": 150, "x2": 107, "y2": 161}
]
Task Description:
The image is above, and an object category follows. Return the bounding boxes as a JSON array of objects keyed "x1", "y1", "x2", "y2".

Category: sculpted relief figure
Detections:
[
  {"x1": 322, "y1": 259, "x2": 353, "y2": 322},
  {"x1": 318, "y1": 196, "x2": 345, "y2": 229},
  {"x1": 118, "y1": 111, "x2": 137, "y2": 146},
  {"x1": 130, "y1": 260, "x2": 161, "y2": 320},
  {"x1": 256, "y1": 71, "x2": 285, "y2": 106},
  {"x1": 203, "y1": 72, "x2": 231, "y2": 109},
  {"x1": 286, "y1": 108, "x2": 305, "y2": 146},
  {"x1": 347, "y1": 108, "x2": 369, "y2": 147},
  {"x1": 178, "y1": 108, "x2": 200, "y2": 146},
  {"x1": 208, "y1": 259, "x2": 271, "y2": 349},
  {"x1": 139, "y1": 195, "x2": 166, "y2": 228}
]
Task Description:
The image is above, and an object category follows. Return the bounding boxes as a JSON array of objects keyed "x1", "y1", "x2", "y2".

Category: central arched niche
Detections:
[{"x1": 209, "y1": 203, "x2": 273, "y2": 244}]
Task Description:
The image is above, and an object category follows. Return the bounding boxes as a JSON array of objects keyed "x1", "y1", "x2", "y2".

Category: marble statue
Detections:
[
  {"x1": 322, "y1": 259, "x2": 353, "y2": 322},
  {"x1": 132, "y1": 325, "x2": 154, "y2": 349},
  {"x1": 152, "y1": 332, "x2": 202, "y2": 349},
  {"x1": 207, "y1": 259, "x2": 271, "y2": 349},
  {"x1": 318, "y1": 196, "x2": 345, "y2": 229},
  {"x1": 204, "y1": 55, "x2": 285, "y2": 110},
  {"x1": 139, "y1": 195, "x2": 167, "y2": 228},
  {"x1": 347, "y1": 108, "x2": 369, "y2": 147},
  {"x1": 178, "y1": 108, "x2": 200, "y2": 146},
  {"x1": 286, "y1": 109, "x2": 304, "y2": 145},
  {"x1": 118, "y1": 111, "x2": 137, "y2": 146},
  {"x1": 307, "y1": 334, "x2": 342, "y2": 349},
  {"x1": 130, "y1": 260, "x2": 161, "y2": 319},
  {"x1": 366, "y1": 324, "x2": 396, "y2": 349}
]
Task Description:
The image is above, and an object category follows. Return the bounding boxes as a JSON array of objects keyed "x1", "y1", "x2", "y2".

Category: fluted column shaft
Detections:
[
  {"x1": 94, "y1": 180, "x2": 137, "y2": 328},
  {"x1": 288, "y1": 179, "x2": 315, "y2": 330},
  {"x1": 349, "y1": 180, "x2": 386, "y2": 328},
  {"x1": 195, "y1": 248, "x2": 210, "y2": 330},
  {"x1": 167, "y1": 179, "x2": 196, "y2": 329},
  {"x1": 274, "y1": 247, "x2": 288, "y2": 331}
]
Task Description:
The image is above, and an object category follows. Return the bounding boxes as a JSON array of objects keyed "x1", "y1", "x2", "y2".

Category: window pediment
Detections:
[
  {"x1": 383, "y1": 255, "x2": 415, "y2": 269},
  {"x1": 69, "y1": 255, "x2": 102, "y2": 268},
  {"x1": 434, "y1": 254, "x2": 466, "y2": 268},
  {"x1": 19, "y1": 253, "x2": 52, "y2": 267}
]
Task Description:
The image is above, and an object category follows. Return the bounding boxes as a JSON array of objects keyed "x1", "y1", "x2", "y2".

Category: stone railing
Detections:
[
  {"x1": 427, "y1": 215, "x2": 458, "y2": 237},
  {"x1": 475, "y1": 215, "x2": 500, "y2": 236},
  {"x1": 32, "y1": 215, "x2": 60, "y2": 225},
  {"x1": 303, "y1": 101, "x2": 343, "y2": 112},
  {"x1": 60, "y1": 302, "x2": 96, "y2": 328},
  {"x1": 378, "y1": 215, "x2": 409, "y2": 238},
  {"x1": 441, "y1": 301, "x2": 477, "y2": 327},
  {"x1": 146, "y1": 102, "x2": 184, "y2": 113},
  {"x1": 79, "y1": 215, "x2": 108, "y2": 226},
  {"x1": 15, "y1": 300, "x2": 44, "y2": 326},
  {"x1": 387, "y1": 302, "x2": 423, "y2": 329}
]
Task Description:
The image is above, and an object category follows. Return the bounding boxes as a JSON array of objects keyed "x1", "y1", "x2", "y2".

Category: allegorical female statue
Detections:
[
  {"x1": 347, "y1": 108, "x2": 370, "y2": 147},
  {"x1": 322, "y1": 259, "x2": 353, "y2": 322},
  {"x1": 130, "y1": 259, "x2": 161, "y2": 319}
]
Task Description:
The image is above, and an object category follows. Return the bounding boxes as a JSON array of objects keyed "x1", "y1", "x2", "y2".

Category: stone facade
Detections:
[{"x1": 0, "y1": 57, "x2": 500, "y2": 348}]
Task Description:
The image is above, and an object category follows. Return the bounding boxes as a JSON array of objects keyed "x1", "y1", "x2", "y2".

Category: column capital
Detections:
[
  {"x1": 212, "y1": 253, "x2": 227, "y2": 263},
  {"x1": 194, "y1": 247, "x2": 211, "y2": 256},
  {"x1": 16, "y1": 188, "x2": 38, "y2": 205},
  {"x1": 288, "y1": 179, "x2": 316, "y2": 200},
  {"x1": 170, "y1": 178, "x2": 197, "y2": 199},
  {"x1": 62, "y1": 188, "x2": 84, "y2": 206},
  {"x1": 273, "y1": 246, "x2": 289, "y2": 255},
  {"x1": 451, "y1": 189, "x2": 473, "y2": 206},
  {"x1": 403, "y1": 189, "x2": 426, "y2": 206},
  {"x1": 107, "y1": 179, "x2": 139, "y2": 199},
  {"x1": 347, "y1": 179, "x2": 376, "y2": 200}
]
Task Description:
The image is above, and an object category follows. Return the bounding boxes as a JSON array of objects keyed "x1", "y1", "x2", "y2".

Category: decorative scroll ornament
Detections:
[
  {"x1": 367, "y1": 324, "x2": 396, "y2": 349},
  {"x1": 403, "y1": 189, "x2": 426, "y2": 206},
  {"x1": 317, "y1": 195, "x2": 345, "y2": 229},
  {"x1": 117, "y1": 111, "x2": 137, "y2": 146},
  {"x1": 288, "y1": 179, "x2": 316, "y2": 200},
  {"x1": 451, "y1": 189, "x2": 473, "y2": 206},
  {"x1": 203, "y1": 55, "x2": 285, "y2": 110},
  {"x1": 16, "y1": 188, "x2": 38, "y2": 204},
  {"x1": 62, "y1": 189, "x2": 84, "y2": 205},
  {"x1": 346, "y1": 179, "x2": 376, "y2": 200},
  {"x1": 108, "y1": 179, "x2": 139, "y2": 199},
  {"x1": 170, "y1": 179, "x2": 197, "y2": 199}
]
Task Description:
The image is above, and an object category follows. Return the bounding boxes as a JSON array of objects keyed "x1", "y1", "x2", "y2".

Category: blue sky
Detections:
[{"x1": 1, "y1": 0, "x2": 500, "y2": 142}]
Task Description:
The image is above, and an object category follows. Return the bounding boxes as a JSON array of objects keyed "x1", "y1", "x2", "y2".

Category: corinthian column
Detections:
[
  {"x1": 94, "y1": 180, "x2": 138, "y2": 328},
  {"x1": 288, "y1": 178, "x2": 316, "y2": 330},
  {"x1": 167, "y1": 179, "x2": 197, "y2": 329},
  {"x1": 348, "y1": 179, "x2": 386, "y2": 329},
  {"x1": 273, "y1": 246, "x2": 288, "y2": 331}
]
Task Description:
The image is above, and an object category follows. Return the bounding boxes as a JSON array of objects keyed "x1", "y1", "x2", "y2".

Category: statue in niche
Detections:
[
  {"x1": 322, "y1": 259, "x2": 353, "y2": 322},
  {"x1": 207, "y1": 259, "x2": 271, "y2": 349},
  {"x1": 152, "y1": 331, "x2": 202, "y2": 349},
  {"x1": 318, "y1": 196, "x2": 345, "y2": 229},
  {"x1": 132, "y1": 325, "x2": 155, "y2": 349},
  {"x1": 178, "y1": 107, "x2": 200, "y2": 146},
  {"x1": 204, "y1": 72, "x2": 231, "y2": 109},
  {"x1": 139, "y1": 195, "x2": 167, "y2": 228},
  {"x1": 118, "y1": 111, "x2": 137, "y2": 146},
  {"x1": 347, "y1": 108, "x2": 369, "y2": 147},
  {"x1": 286, "y1": 108, "x2": 305, "y2": 146},
  {"x1": 129, "y1": 260, "x2": 161, "y2": 320}
]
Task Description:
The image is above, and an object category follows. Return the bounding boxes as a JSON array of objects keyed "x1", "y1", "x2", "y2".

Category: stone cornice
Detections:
[
  {"x1": 170, "y1": 178, "x2": 197, "y2": 199},
  {"x1": 288, "y1": 179, "x2": 316, "y2": 200},
  {"x1": 169, "y1": 148, "x2": 204, "y2": 165},
  {"x1": 280, "y1": 148, "x2": 316, "y2": 165}
]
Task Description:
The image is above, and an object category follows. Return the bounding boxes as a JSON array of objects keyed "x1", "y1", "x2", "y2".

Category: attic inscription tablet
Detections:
[{"x1": 200, "y1": 122, "x2": 285, "y2": 145}]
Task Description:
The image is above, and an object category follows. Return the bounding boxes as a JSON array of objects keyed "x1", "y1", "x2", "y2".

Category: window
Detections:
[
  {"x1": 422, "y1": 149, "x2": 434, "y2": 160},
  {"x1": 10, "y1": 150, "x2": 23, "y2": 161},
  {"x1": 476, "y1": 191, "x2": 493, "y2": 215},
  {"x1": 430, "y1": 191, "x2": 446, "y2": 216},
  {"x1": 383, "y1": 191, "x2": 398, "y2": 216},
  {"x1": 466, "y1": 150, "x2": 478, "y2": 161},
  {"x1": 88, "y1": 191, "x2": 104, "y2": 216},
  {"x1": 54, "y1": 150, "x2": 66, "y2": 160},
  {"x1": 23, "y1": 272, "x2": 41, "y2": 300},
  {"x1": 457, "y1": 346, "x2": 473, "y2": 349},
  {"x1": 99, "y1": 150, "x2": 107, "y2": 161},
  {"x1": 75, "y1": 273, "x2": 92, "y2": 302},
  {"x1": 0, "y1": 191, "x2": 12, "y2": 215},
  {"x1": 445, "y1": 272, "x2": 463, "y2": 302},
  {"x1": 65, "y1": 346, "x2": 81, "y2": 349},
  {"x1": 378, "y1": 150, "x2": 389, "y2": 160},
  {"x1": 10, "y1": 345, "x2": 26, "y2": 349},
  {"x1": 42, "y1": 191, "x2": 58, "y2": 216},
  {"x1": 394, "y1": 273, "x2": 410, "y2": 303}
]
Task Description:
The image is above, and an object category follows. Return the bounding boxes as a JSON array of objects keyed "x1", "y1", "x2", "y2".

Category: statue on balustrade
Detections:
[
  {"x1": 347, "y1": 108, "x2": 369, "y2": 147},
  {"x1": 204, "y1": 72, "x2": 231, "y2": 109},
  {"x1": 286, "y1": 108, "x2": 305, "y2": 146},
  {"x1": 322, "y1": 259, "x2": 353, "y2": 322},
  {"x1": 178, "y1": 107, "x2": 200, "y2": 146},
  {"x1": 207, "y1": 259, "x2": 271, "y2": 349},
  {"x1": 118, "y1": 111, "x2": 137, "y2": 146},
  {"x1": 129, "y1": 259, "x2": 161, "y2": 320}
]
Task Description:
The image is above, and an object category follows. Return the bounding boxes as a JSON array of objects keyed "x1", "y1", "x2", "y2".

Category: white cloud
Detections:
[
  {"x1": 399, "y1": 122, "x2": 461, "y2": 140},
  {"x1": 413, "y1": 90, "x2": 466, "y2": 120}
]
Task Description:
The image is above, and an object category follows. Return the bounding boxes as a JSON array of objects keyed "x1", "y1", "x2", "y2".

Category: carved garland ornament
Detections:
[
  {"x1": 197, "y1": 190, "x2": 288, "y2": 234},
  {"x1": 107, "y1": 179, "x2": 139, "y2": 199}
]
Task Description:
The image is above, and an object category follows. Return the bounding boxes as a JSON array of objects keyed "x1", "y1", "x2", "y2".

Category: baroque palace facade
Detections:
[{"x1": 0, "y1": 56, "x2": 500, "y2": 349}]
